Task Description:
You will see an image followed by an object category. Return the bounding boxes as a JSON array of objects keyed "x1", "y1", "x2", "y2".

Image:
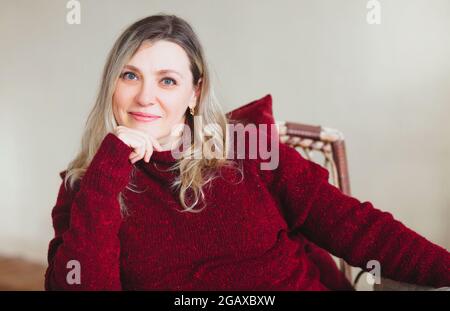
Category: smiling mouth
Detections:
[{"x1": 129, "y1": 112, "x2": 161, "y2": 122}]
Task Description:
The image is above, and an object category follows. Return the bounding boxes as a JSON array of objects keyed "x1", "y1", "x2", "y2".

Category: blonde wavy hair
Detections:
[{"x1": 63, "y1": 14, "x2": 243, "y2": 215}]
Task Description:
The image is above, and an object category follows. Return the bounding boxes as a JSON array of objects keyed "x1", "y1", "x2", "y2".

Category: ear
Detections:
[
  {"x1": 189, "y1": 77, "x2": 203, "y2": 109},
  {"x1": 196, "y1": 77, "x2": 202, "y2": 93}
]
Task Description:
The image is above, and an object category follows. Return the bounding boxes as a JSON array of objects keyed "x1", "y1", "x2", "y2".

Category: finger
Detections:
[
  {"x1": 127, "y1": 137, "x2": 146, "y2": 163},
  {"x1": 131, "y1": 129, "x2": 155, "y2": 163},
  {"x1": 128, "y1": 131, "x2": 147, "y2": 158},
  {"x1": 131, "y1": 157, "x2": 139, "y2": 165},
  {"x1": 148, "y1": 135, "x2": 163, "y2": 152},
  {"x1": 130, "y1": 154, "x2": 141, "y2": 164},
  {"x1": 136, "y1": 132, "x2": 152, "y2": 163},
  {"x1": 133, "y1": 147, "x2": 145, "y2": 164},
  {"x1": 129, "y1": 150, "x2": 143, "y2": 163},
  {"x1": 144, "y1": 142, "x2": 154, "y2": 163},
  {"x1": 144, "y1": 134, "x2": 154, "y2": 163},
  {"x1": 129, "y1": 148, "x2": 140, "y2": 161},
  {"x1": 132, "y1": 128, "x2": 162, "y2": 152},
  {"x1": 129, "y1": 150, "x2": 138, "y2": 159},
  {"x1": 126, "y1": 136, "x2": 141, "y2": 156},
  {"x1": 130, "y1": 148, "x2": 144, "y2": 163}
]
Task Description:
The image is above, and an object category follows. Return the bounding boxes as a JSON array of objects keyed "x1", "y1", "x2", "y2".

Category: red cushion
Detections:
[
  {"x1": 225, "y1": 94, "x2": 278, "y2": 148},
  {"x1": 225, "y1": 94, "x2": 275, "y2": 125}
]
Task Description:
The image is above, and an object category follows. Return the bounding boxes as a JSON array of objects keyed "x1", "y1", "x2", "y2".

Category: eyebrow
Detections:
[{"x1": 123, "y1": 64, "x2": 184, "y2": 78}]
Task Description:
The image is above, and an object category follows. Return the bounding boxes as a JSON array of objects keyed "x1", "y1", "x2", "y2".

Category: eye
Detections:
[
  {"x1": 121, "y1": 71, "x2": 138, "y2": 81},
  {"x1": 161, "y1": 77, "x2": 177, "y2": 86}
]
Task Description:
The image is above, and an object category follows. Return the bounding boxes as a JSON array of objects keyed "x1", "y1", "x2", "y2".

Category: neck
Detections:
[
  {"x1": 157, "y1": 133, "x2": 183, "y2": 152},
  {"x1": 157, "y1": 117, "x2": 187, "y2": 151}
]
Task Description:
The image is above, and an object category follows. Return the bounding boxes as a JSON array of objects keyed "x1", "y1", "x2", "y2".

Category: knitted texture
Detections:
[{"x1": 45, "y1": 96, "x2": 450, "y2": 290}]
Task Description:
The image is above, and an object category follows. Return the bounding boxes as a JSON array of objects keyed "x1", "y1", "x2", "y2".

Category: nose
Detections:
[{"x1": 135, "y1": 79, "x2": 158, "y2": 107}]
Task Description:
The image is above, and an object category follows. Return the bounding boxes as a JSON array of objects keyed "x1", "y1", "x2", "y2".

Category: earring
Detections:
[{"x1": 189, "y1": 106, "x2": 195, "y2": 116}]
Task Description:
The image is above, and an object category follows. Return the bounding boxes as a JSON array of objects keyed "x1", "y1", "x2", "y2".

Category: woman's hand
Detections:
[{"x1": 113, "y1": 126, "x2": 163, "y2": 164}]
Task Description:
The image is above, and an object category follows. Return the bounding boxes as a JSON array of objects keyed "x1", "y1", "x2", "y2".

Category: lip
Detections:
[{"x1": 129, "y1": 112, "x2": 161, "y2": 122}]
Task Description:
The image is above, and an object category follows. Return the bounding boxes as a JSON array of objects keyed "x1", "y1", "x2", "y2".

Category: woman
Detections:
[{"x1": 45, "y1": 14, "x2": 449, "y2": 290}]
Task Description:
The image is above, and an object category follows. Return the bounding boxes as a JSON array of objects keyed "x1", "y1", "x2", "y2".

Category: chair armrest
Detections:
[{"x1": 374, "y1": 277, "x2": 450, "y2": 291}]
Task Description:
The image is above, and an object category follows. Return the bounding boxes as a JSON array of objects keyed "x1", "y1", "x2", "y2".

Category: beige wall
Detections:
[{"x1": 0, "y1": 0, "x2": 449, "y2": 265}]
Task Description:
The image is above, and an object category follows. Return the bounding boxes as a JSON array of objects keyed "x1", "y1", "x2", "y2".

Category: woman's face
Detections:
[{"x1": 113, "y1": 40, "x2": 199, "y2": 147}]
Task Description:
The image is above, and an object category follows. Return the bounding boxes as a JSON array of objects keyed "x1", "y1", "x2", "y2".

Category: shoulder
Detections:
[
  {"x1": 253, "y1": 141, "x2": 330, "y2": 192},
  {"x1": 56, "y1": 169, "x2": 81, "y2": 201}
]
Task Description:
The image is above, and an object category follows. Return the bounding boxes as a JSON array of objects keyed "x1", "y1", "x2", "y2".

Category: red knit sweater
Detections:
[
  {"x1": 45, "y1": 95, "x2": 450, "y2": 291},
  {"x1": 44, "y1": 131, "x2": 450, "y2": 290}
]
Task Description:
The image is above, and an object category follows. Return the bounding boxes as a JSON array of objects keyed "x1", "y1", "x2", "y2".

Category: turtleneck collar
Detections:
[
  {"x1": 134, "y1": 148, "x2": 180, "y2": 183},
  {"x1": 149, "y1": 149, "x2": 178, "y2": 165}
]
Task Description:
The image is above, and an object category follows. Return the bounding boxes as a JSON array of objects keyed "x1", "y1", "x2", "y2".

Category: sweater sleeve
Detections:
[
  {"x1": 44, "y1": 133, "x2": 133, "y2": 290},
  {"x1": 272, "y1": 142, "x2": 450, "y2": 288}
]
